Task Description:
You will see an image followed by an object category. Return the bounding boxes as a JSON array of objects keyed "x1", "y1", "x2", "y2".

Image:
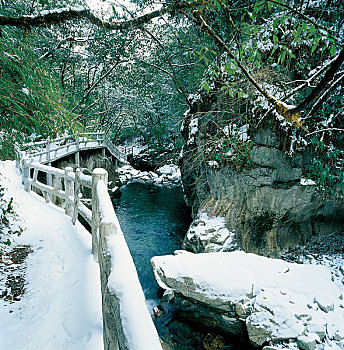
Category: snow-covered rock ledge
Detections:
[
  {"x1": 151, "y1": 251, "x2": 344, "y2": 350},
  {"x1": 116, "y1": 164, "x2": 181, "y2": 188}
]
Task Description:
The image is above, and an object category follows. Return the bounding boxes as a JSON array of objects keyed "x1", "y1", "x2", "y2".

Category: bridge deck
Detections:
[{"x1": 25, "y1": 134, "x2": 128, "y2": 165}]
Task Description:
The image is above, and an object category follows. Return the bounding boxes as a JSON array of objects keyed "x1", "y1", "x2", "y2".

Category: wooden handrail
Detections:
[
  {"x1": 20, "y1": 132, "x2": 129, "y2": 165},
  {"x1": 17, "y1": 158, "x2": 162, "y2": 350}
]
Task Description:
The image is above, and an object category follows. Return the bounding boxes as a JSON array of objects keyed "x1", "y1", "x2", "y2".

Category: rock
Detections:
[
  {"x1": 274, "y1": 167, "x2": 302, "y2": 182},
  {"x1": 246, "y1": 289, "x2": 305, "y2": 346},
  {"x1": 109, "y1": 186, "x2": 121, "y2": 198},
  {"x1": 253, "y1": 128, "x2": 281, "y2": 148},
  {"x1": 164, "y1": 294, "x2": 245, "y2": 337},
  {"x1": 182, "y1": 210, "x2": 238, "y2": 253},
  {"x1": 162, "y1": 289, "x2": 174, "y2": 302},
  {"x1": 120, "y1": 165, "x2": 132, "y2": 171},
  {"x1": 314, "y1": 295, "x2": 334, "y2": 313},
  {"x1": 307, "y1": 323, "x2": 326, "y2": 340},
  {"x1": 327, "y1": 324, "x2": 344, "y2": 341},
  {"x1": 151, "y1": 251, "x2": 343, "y2": 348},
  {"x1": 185, "y1": 164, "x2": 344, "y2": 255},
  {"x1": 156, "y1": 164, "x2": 178, "y2": 176},
  {"x1": 235, "y1": 297, "x2": 253, "y2": 319},
  {"x1": 297, "y1": 334, "x2": 319, "y2": 350},
  {"x1": 128, "y1": 169, "x2": 140, "y2": 176},
  {"x1": 135, "y1": 179, "x2": 145, "y2": 184},
  {"x1": 262, "y1": 343, "x2": 299, "y2": 350},
  {"x1": 250, "y1": 146, "x2": 288, "y2": 168},
  {"x1": 119, "y1": 175, "x2": 127, "y2": 184}
]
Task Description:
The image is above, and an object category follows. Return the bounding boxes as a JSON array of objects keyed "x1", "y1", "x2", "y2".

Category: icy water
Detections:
[
  {"x1": 113, "y1": 182, "x2": 252, "y2": 350},
  {"x1": 113, "y1": 182, "x2": 192, "y2": 304}
]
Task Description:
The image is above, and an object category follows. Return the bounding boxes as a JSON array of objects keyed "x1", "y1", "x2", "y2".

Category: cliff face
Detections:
[{"x1": 180, "y1": 98, "x2": 344, "y2": 257}]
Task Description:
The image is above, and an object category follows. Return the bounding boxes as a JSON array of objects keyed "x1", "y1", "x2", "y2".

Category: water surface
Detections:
[{"x1": 113, "y1": 182, "x2": 192, "y2": 303}]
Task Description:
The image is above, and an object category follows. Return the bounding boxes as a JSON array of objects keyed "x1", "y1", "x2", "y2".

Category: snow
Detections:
[
  {"x1": 186, "y1": 117, "x2": 199, "y2": 146},
  {"x1": 39, "y1": 6, "x2": 85, "y2": 16},
  {"x1": 117, "y1": 163, "x2": 181, "y2": 187},
  {"x1": 106, "y1": 233, "x2": 162, "y2": 350},
  {"x1": 22, "y1": 87, "x2": 30, "y2": 96},
  {"x1": 0, "y1": 161, "x2": 103, "y2": 350},
  {"x1": 207, "y1": 160, "x2": 220, "y2": 169},
  {"x1": 300, "y1": 178, "x2": 317, "y2": 186},
  {"x1": 152, "y1": 250, "x2": 344, "y2": 348},
  {"x1": 222, "y1": 123, "x2": 250, "y2": 142},
  {"x1": 183, "y1": 210, "x2": 238, "y2": 253}
]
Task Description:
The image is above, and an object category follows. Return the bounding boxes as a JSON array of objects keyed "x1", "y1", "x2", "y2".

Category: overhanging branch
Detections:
[
  {"x1": 0, "y1": 1, "x2": 198, "y2": 30},
  {"x1": 0, "y1": 5, "x2": 170, "y2": 30}
]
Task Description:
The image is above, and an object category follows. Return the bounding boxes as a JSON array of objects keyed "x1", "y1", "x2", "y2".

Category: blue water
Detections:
[
  {"x1": 113, "y1": 182, "x2": 251, "y2": 349},
  {"x1": 113, "y1": 182, "x2": 192, "y2": 303}
]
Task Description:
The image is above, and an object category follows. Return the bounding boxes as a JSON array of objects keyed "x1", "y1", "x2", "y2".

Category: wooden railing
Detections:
[
  {"x1": 20, "y1": 132, "x2": 130, "y2": 165},
  {"x1": 17, "y1": 150, "x2": 162, "y2": 349}
]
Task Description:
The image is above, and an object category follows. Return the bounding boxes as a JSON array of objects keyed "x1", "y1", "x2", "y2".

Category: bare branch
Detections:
[
  {"x1": 307, "y1": 128, "x2": 344, "y2": 136},
  {"x1": 303, "y1": 71, "x2": 344, "y2": 119},
  {"x1": 142, "y1": 27, "x2": 192, "y2": 108},
  {"x1": 291, "y1": 48, "x2": 344, "y2": 113},
  {"x1": 136, "y1": 58, "x2": 175, "y2": 79}
]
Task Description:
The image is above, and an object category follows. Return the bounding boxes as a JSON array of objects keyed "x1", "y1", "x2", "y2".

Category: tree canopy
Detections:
[{"x1": 0, "y1": 0, "x2": 343, "y2": 189}]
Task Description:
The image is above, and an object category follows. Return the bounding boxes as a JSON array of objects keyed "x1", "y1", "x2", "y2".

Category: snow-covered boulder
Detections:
[
  {"x1": 151, "y1": 251, "x2": 344, "y2": 348},
  {"x1": 182, "y1": 210, "x2": 238, "y2": 253},
  {"x1": 116, "y1": 164, "x2": 181, "y2": 187},
  {"x1": 156, "y1": 164, "x2": 178, "y2": 176}
]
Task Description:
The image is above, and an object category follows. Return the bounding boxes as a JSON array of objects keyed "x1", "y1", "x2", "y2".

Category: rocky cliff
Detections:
[{"x1": 180, "y1": 96, "x2": 344, "y2": 256}]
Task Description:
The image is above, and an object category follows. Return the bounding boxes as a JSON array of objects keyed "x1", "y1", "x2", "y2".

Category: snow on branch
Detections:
[
  {"x1": 0, "y1": 1, "x2": 199, "y2": 31},
  {"x1": 0, "y1": 5, "x2": 170, "y2": 30},
  {"x1": 192, "y1": 11, "x2": 307, "y2": 130}
]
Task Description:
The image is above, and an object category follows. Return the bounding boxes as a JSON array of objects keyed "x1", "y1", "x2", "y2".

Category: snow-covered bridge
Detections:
[{"x1": 20, "y1": 132, "x2": 129, "y2": 166}]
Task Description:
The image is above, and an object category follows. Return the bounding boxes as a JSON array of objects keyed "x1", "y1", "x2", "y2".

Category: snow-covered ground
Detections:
[{"x1": 0, "y1": 161, "x2": 103, "y2": 350}]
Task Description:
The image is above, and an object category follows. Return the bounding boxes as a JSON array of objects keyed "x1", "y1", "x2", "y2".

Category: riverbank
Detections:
[{"x1": 152, "y1": 208, "x2": 344, "y2": 350}]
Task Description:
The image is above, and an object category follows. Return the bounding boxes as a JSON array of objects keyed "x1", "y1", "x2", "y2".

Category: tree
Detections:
[{"x1": 1, "y1": 0, "x2": 343, "y2": 189}]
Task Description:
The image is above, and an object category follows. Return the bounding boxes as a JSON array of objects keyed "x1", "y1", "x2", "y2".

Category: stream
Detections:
[
  {"x1": 113, "y1": 182, "x2": 192, "y2": 307},
  {"x1": 113, "y1": 182, "x2": 251, "y2": 350}
]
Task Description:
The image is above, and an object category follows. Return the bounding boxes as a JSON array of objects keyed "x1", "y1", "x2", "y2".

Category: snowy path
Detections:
[{"x1": 0, "y1": 161, "x2": 103, "y2": 350}]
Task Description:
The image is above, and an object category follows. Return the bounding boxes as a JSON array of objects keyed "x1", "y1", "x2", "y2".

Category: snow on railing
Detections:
[
  {"x1": 16, "y1": 150, "x2": 162, "y2": 349},
  {"x1": 19, "y1": 132, "x2": 130, "y2": 165}
]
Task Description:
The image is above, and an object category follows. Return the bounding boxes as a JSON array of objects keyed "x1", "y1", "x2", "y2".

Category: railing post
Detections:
[
  {"x1": 75, "y1": 134, "x2": 80, "y2": 167},
  {"x1": 17, "y1": 151, "x2": 25, "y2": 172},
  {"x1": 23, "y1": 158, "x2": 31, "y2": 192},
  {"x1": 72, "y1": 168, "x2": 81, "y2": 225},
  {"x1": 46, "y1": 137, "x2": 52, "y2": 201},
  {"x1": 64, "y1": 167, "x2": 74, "y2": 217},
  {"x1": 46, "y1": 137, "x2": 51, "y2": 164},
  {"x1": 92, "y1": 168, "x2": 108, "y2": 262}
]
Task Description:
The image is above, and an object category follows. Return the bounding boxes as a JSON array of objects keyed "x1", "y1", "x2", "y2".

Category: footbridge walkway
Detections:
[
  {"x1": 19, "y1": 132, "x2": 129, "y2": 166},
  {"x1": 16, "y1": 133, "x2": 162, "y2": 350}
]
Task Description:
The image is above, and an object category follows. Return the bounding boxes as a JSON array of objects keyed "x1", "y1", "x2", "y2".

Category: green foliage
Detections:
[
  {"x1": 306, "y1": 137, "x2": 344, "y2": 196},
  {"x1": 208, "y1": 136, "x2": 253, "y2": 171},
  {"x1": 0, "y1": 28, "x2": 80, "y2": 158},
  {"x1": 0, "y1": 137, "x2": 17, "y2": 161}
]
